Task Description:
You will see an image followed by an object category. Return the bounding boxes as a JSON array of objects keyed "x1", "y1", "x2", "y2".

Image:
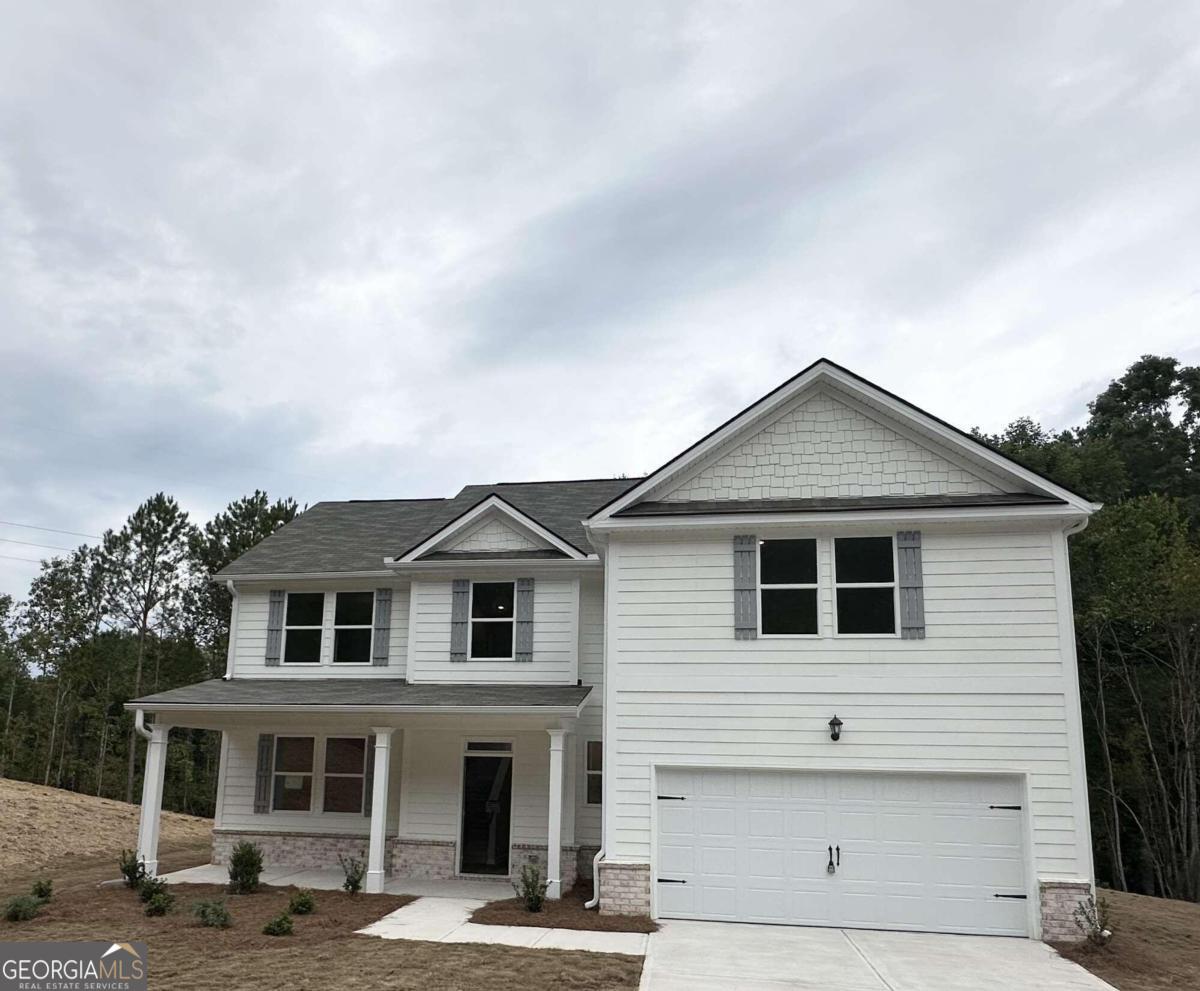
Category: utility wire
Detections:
[
  {"x1": 0, "y1": 554, "x2": 45, "y2": 564},
  {"x1": 0, "y1": 537, "x2": 76, "y2": 552},
  {"x1": 0, "y1": 520, "x2": 100, "y2": 539}
]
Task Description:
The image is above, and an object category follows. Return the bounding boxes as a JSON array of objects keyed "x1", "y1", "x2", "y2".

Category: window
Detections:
[
  {"x1": 272, "y1": 737, "x2": 314, "y2": 811},
  {"x1": 834, "y1": 536, "x2": 897, "y2": 635},
  {"x1": 322, "y1": 737, "x2": 367, "y2": 813},
  {"x1": 470, "y1": 581, "x2": 514, "y2": 659},
  {"x1": 759, "y1": 538, "x2": 819, "y2": 635},
  {"x1": 333, "y1": 592, "x2": 374, "y2": 663},
  {"x1": 283, "y1": 593, "x2": 324, "y2": 664},
  {"x1": 585, "y1": 741, "x2": 602, "y2": 805}
]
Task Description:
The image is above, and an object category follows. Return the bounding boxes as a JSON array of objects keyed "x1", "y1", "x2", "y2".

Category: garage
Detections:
[{"x1": 655, "y1": 768, "x2": 1029, "y2": 936}]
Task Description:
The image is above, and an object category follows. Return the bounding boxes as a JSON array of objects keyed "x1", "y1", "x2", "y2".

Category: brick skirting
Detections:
[
  {"x1": 576, "y1": 845, "x2": 600, "y2": 881},
  {"x1": 598, "y1": 861, "x2": 651, "y2": 916},
  {"x1": 512, "y1": 843, "x2": 580, "y2": 893},
  {"x1": 1040, "y1": 880, "x2": 1091, "y2": 943},
  {"x1": 390, "y1": 838, "x2": 457, "y2": 879},
  {"x1": 211, "y1": 830, "x2": 377, "y2": 871}
]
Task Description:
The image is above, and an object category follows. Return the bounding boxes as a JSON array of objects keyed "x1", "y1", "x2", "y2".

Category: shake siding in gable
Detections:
[{"x1": 606, "y1": 528, "x2": 1084, "y2": 881}]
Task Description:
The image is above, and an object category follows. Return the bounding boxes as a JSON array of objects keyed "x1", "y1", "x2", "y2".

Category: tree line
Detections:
[{"x1": 1, "y1": 355, "x2": 1197, "y2": 901}]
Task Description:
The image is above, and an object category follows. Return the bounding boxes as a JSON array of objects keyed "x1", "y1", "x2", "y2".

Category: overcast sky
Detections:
[{"x1": 2, "y1": 1, "x2": 1199, "y2": 598}]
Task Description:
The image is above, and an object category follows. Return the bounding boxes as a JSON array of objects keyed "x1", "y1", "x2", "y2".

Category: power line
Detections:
[
  {"x1": 0, "y1": 520, "x2": 100, "y2": 539},
  {"x1": 0, "y1": 554, "x2": 45, "y2": 564},
  {"x1": 0, "y1": 537, "x2": 75, "y2": 552}
]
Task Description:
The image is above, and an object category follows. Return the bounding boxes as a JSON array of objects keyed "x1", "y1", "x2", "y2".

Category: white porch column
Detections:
[
  {"x1": 135, "y1": 723, "x2": 170, "y2": 877},
  {"x1": 546, "y1": 727, "x2": 567, "y2": 899},
  {"x1": 366, "y1": 728, "x2": 394, "y2": 894}
]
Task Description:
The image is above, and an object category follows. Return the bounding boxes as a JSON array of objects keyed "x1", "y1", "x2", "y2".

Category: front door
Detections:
[{"x1": 459, "y1": 749, "x2": 513, "y2": 875}]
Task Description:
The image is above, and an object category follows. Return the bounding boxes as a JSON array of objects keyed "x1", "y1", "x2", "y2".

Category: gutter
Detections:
[{"x1": 121, "y1": 701, "x2": 592, "y2": 717}]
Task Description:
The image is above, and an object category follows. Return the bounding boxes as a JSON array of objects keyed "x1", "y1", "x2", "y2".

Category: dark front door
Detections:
[{"x1": 459, "y1": 754, "x2": 513, "y2": 875}]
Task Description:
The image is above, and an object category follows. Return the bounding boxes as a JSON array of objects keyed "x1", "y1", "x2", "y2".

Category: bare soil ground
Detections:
[
  {"x1": 471, "y1": 884, "x2": 657, "y2": 933},
  {"x1": 0, "y1": 778, "x2": 212, "y2": 871},
  {"x1": 2, "y1": 881, "x2": 644, "y2": 990},
  {"x1": 1054, "y1": 888, "x2": 1200, "y2": 991}
]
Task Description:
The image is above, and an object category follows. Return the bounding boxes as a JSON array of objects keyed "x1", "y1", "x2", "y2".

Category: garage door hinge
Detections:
[
  {"x1": 994, "y1": 893, "x2": 1027, "y2": 899},
  {"x1": 657, "y1": 795, "x2": 687, "y2": 801},
  {"x1": 657, "y1": 878, "x2": 687, "y2": 884},
  {"x1": 988, "y1": 804, "x2": 1022, "y2": 810}
]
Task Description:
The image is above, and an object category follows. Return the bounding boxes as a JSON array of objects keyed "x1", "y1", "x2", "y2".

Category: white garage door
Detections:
[{"x1": 656, "y1": 769, "x2": 1028, "y2": 936}]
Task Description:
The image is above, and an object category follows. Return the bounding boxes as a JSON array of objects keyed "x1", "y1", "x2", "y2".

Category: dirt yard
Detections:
[
  {"x1": 471, "y1": 884, "x2": 657, "y2": 933},
  {"x1": 2, "y1": 881, "x2": 644, "y2": 990},
  {"x1": 0, "y1": 778, "x2": 212, "y2": 871},
  {"x1": 1055, "y1": 888, "x2": 1200, "y2": 991}
]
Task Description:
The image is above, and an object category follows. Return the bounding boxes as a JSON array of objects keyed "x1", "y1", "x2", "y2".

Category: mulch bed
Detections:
[{"x1": 470, "y1": 884, "x2": 658, "y2": 933}]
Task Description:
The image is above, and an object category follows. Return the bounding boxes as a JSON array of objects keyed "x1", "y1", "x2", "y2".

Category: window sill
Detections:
[
  {"x1": 758, "y1": 633, "x2": 822, "y2": 640},
  {"x1": 832, "y1": 633, "x2": 901, "y2": 639}
]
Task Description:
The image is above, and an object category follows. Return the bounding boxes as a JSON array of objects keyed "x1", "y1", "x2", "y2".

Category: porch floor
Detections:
[{"x1": 160, "y1": 863, "x2": 513, "y2": 900}]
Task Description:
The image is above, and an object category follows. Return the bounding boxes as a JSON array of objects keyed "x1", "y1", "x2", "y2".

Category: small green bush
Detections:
[
  {"x1": 338, "y1": 855, "x2": 365, "y2": 895},
  {"x1": 30, "y1": 879, "x2": 52, "y2": 902},
  {"x1": 4, "y1": 896, "x2": 41, "y2": 923},
  {"x1": 118, "y1": 849, "x2": 146, "y2": 889},
  {"x1": 227, "y1": 841, "x2": 264, "y2": 894},
  {"x1": 1073, "y1": 895, "x2": 1114, "y2": 947},
  {"x1": 144, "y1": 891, "x2": 175, "y2": 917},
  {"x1": 287, "y1": 889, "x2": 316, "y2": 915},
  {"x1": 192, "y1": 898, "x2": 232, "y2": 929},
  {"x1": 137, "y1": 876, "x2": 169, "y2": 904},
  {"x1": 262, "y1": 912, "x2": 293, "y2": 936},
  {"x1": 512, "y1": 863, "x2": 548, "y2": 913}
]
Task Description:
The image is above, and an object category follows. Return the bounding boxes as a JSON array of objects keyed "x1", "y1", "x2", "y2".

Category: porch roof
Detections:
[{"x1": 126, "y1": 678, "x2": 592, "y2": 715}]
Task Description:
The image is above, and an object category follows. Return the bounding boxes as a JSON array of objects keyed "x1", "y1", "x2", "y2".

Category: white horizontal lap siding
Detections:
[
  {"x1": 608, "y1": 530, "x2": 1085, "y2": 881},
  {"x1": 409, "y1": 578, "x2": 577, "y2": 684},
  {"x1": 575, "y1": 576, "x2": 604, "y2": 845},
  {"x1": 232, "y1": 581, "x2": 409, "y2": 678}
]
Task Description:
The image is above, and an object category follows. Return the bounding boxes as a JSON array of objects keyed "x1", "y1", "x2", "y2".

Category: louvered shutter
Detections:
[
  {"x1": 733, "y1": 535, "x2": 758, "y2": 640},
  {"x1": 897, "y1": 530, "x2": 926, "y2": 639},
  {"x1": 514, "y1": 577, "x2": 535, "y2": 662},
  {"x1": 450, "y1": 579, "x2": 470, "y2": 661},
  {"x1": 372, "y1": 588, "x2": 392, "y2": 666},
  {"x1": 264, "y1": 590, "x2": 285, "y2": 666},
  {"x1": 254, "y1": 734, "x2": 274, "y2": 813}
]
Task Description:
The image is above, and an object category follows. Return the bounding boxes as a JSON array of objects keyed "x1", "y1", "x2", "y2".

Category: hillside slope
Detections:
[{"x1": 0, "y1": 778, "x2": 211, "y2": 871}]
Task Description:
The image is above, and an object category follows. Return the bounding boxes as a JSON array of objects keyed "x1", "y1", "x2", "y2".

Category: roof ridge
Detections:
[{"x1": 469, "y1": 475, "x2": 644, "y2": 487}]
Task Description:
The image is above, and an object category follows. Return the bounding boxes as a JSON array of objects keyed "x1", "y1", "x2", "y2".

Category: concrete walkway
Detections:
[
  {"x1": 358, "y1": 896, "x2": 650, "y2": 955},
  {"x1": 640, "y1": 920, "x2": 1116, "y2": 991}
]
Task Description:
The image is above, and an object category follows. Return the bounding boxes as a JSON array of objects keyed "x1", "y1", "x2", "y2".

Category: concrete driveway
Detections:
[{"x1": 640, "y1": 920, "x2": 1116, "y2": 991}]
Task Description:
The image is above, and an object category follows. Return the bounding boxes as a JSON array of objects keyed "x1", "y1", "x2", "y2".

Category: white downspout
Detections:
[
  {"x1": 223, "y1": 580, "x2": 238, "y2": 680},
  {"x1": 584, "y1": 524, "x2": 607, "y2": 910},
  {"x1": 134, "y1": 708, "x2": 153, "y2": 741}
]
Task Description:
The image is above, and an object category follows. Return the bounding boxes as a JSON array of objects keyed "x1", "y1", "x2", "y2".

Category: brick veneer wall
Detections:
[
  {"x1": 1040, "y1": 881, "x2": 1091, "y2": 943},
  {"x1": 390, "y1": 839, "x2": 457, "y2": 878},
  {"x1": 211, "y1": 830, "x2": 378, "y2": 871},
  {"x1": 512, "y1": 843, "x2": 579, "y2": 893},
  {"x1": 576, "y1": 845, "x2": 600, "y2": 881},
  {"x1": 598, "y1": 861, "x2": 651, "y2": 916}
]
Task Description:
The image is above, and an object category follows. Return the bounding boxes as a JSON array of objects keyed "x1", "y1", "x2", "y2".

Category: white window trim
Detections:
[
  {"x1": 832, "y1": 535, "x2": 901, "y2": 639},
  {"x1": 467, "y1": 580, "x2": 516, "y2": 661},
  {"x1": 457, "y1": 735, "x2": 516, "y2": 878},
  {"x1": 281, "y1": 592, "x2": 325, "y2": 665},
  {"x1": 271, "y1": 734, "x2": 316, "y2": 813},
  {"x1": 757, "y1": 538, "x2": 821, "y2": 639},
  {"x1": 321, "y1": 735, "x2": 369, "y2": 815},
  {"x1": 585, "y1": 740, "x2": 602, "y2": 806},
  {"x1": 331, "y1": 591, "x2": 376, "y2": 666}
]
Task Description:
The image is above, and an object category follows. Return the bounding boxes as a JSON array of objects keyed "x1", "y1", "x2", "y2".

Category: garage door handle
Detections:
[
  {"x1": 989, "y1": 804, "x2": 1022, "y2": 811},
  {"x1": 657, "y1": 878, "x2": 687, "y2": 884},
  {"x1": 657, "y1": 795, "x2": 687, "y2": 801},
  {"x1": 994, "y1": 893, "x2": 1027, "y2": 899}
]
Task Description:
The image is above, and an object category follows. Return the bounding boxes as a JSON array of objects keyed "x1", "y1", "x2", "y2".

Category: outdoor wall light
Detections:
[{"x1": 828, "y1": 715, "x2": 843, "y2": 742}]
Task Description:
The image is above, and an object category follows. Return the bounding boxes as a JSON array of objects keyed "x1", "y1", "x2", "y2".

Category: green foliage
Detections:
[
  {"x1": 512, "y1": 863, "x2": 548, "y2": 913},
  {"x1": 191, "y1": 898, "x2": 232, "y2": 928},
  {"x1": 1072, "y1": 895, "x2": 1113, "y2": 946},
  {"x1": 144, "y1": 891, "x2": 175, "y2": 917},
  {"x1": 227, "y1": 841, "x2": 264, "y2": 894},
  {"x1": 119, "y1": 850, "x2": 147, "y2": 889},
  {"x1": 262, "y1": 912, "x2": 293, "y2": 936},
  {"x1": 4, "y1": 895, "x2": 41, "y2": 922},
  {"x1": 30, "y1": 879, "x2": 52, "y2": 902},
  {"x1": 338, "y1": 855, "x2": 365, "y2": 895},
  {"x1": 287, "y1": 889, "x2": 316, "y2": 915},
  {"x1": 137, "y1": 876, "x2": 169, "y2": 903}
]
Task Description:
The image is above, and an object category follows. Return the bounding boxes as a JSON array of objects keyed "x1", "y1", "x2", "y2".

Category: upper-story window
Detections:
[
  {"x1": 333, "y1": 592, "x2": 374, "y2": 663},
  {"x1": 834, "y1": 536, "x2": 897, "y2": 635},
  {"x1": 759, "y1": 538, "x2": 819, "y2": 635},
  {"x1": 470, "y1": 581, "x2": 514, "y2": 659},
  {"x1": 283, "y1": 593, "x2": 324, "y2": 664}
]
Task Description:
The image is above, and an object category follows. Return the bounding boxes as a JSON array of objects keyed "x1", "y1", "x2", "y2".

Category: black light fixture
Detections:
[{"x1": 828, "y1": 715, "x2": 843, "y2": 742}]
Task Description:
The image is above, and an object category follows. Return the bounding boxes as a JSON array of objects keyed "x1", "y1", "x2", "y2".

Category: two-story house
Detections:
[{"x1": 129, "y1": 360, "x2": 1097, "y2": 942}]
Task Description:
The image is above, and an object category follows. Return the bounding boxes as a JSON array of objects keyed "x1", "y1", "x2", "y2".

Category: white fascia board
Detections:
[
  {"x1": 210, "y1": 570, "x2": 395, "y2": 584},
  {"x1": 123, "y1": 702, "x2": 590, "y2": 717},
  {"x1": 384, "y1": 557, "x2": 600, "y2": 574},
  {"x1": 398, "y1": 494, "x2": 587, "y2": 561}
]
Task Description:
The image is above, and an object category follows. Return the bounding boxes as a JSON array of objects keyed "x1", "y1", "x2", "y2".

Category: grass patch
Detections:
[{"x1": 471, "y1": 884, "x2": 657, "y2": 933}]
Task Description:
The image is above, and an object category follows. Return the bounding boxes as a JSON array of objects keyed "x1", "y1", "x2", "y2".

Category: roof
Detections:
[
  {"x1": 616, "y1": 493, "x2": 1066, "y2": 517},
  {"x1": 217, "y1": 477, "x2": 638, "y2": 578},
  {"x1": 129, "y1": 678, "x2": 592, "y2": 712}
]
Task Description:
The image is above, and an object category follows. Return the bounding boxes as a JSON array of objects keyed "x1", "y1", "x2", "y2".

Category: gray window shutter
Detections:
[
  {"x1": 254, "y1": 734, "x2": 274, "y2": 813},
  {"x1": 514, "y1": 577, "x2": 535, "y2": 662},
  {"x1": 897, "y1": 530, "x2": 925, "y2": 639},
  {"x1": 265, "y1": 590, "x2": 285, "y2": 666},
  {"x1": 372, "y1": 588, "x2": 392, "y2": 666},
  {"x1": 450, "y1": 579, "x2": 470, "y2": 661},
  {"x1": 363, "y1": 734, "x2": 376, "y2": 817},
  {"x1": 733, "y1": 535, "x2": 758, "y2": 640}
]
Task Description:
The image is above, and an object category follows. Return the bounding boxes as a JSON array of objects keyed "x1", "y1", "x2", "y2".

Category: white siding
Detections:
[
  {"x1": 408, "y1": 577, "x2": 578, "y2": 683},
  {"x1": 574, "y1": 576, "x2": 604, "y2": 846},
  {"x1": 232, "y1": 580, "x2": 409, "y2": 679},
  {"x1": 605, "y1": 528, "x2": 1086, "y2": 883}
]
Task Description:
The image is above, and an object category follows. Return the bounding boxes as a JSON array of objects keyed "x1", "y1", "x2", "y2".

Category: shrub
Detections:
[
  {"x1": 338, "y1": 855, "x2": 365, "y2": 895},
  {"x1": 144, "y1": 891, "x2": 175, "y2": 917},
  {"x1": 118, "y1": 849, "x2": 146, "y2": 889},
  {"x1": 262, "y1": 912, "x2": 293, "y2": 936},
  {"x1": 4, "y1": 896, "x2": 41, "y2": 923},
  {"x1": 512, "y1": 863, "x2": 548, "y2": 913},
  {"x1": 137, "y1": 876, "x2": 169, "y2": 904},
  {"x1": 192, "y1": 898, "x2": 232, "y2": 929},
  {"x1": 30, "y1": 879, "x2": 52, "y2": 902},
  {"x1": 1073, "y1": 895, "x2": 1113, "y2": 947},
  {"x1": 227, "y1": 841, "x2": 264, "y2": 895},
  {"x1": 287, "y1": 889, "x2": 316, "y2": 915}
]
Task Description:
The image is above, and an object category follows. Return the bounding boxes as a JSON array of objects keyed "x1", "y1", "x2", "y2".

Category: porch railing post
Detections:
[
  {"x1": 136, "y1": 723, "x2": 170, "y2": 877},
  {"x1": 366, "y1": 728, "x2": 394, "y2": 894},
  {"x1": 546, "y1": 727, "x2": 566, "y2": 899}
]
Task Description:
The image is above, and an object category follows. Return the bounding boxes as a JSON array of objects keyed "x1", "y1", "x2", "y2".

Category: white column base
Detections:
[{"x1": 365, "y1": 870, "x2": 386, "y2": 894}]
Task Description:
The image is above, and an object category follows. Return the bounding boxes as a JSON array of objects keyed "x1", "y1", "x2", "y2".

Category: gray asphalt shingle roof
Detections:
[{"x1": 216, "y1": 477, "x2": 639, "y2": 577}]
